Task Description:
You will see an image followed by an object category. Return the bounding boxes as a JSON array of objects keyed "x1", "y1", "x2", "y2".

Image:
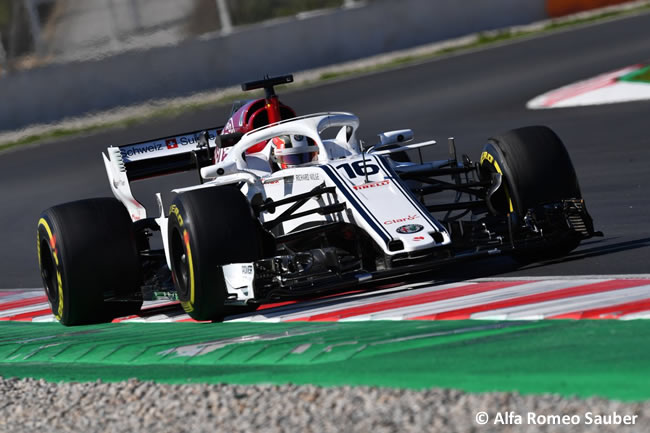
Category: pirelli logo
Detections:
[{"x1": 353, "y1": 180, "x2": 390, "y2": 190}]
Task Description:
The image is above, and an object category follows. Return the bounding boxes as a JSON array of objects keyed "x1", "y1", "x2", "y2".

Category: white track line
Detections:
[
  {"x1": 0, "y1": 302, "x2": 51, "y2": 318},
  {"x1": 225, "y1": 281, "x2": 472, "y2": 322},
  {"x1": 340, "y1": 279, "x2": 604, "y2": 321},
  {"x1": 473, "y1": 285, "x2": 650, "y2": 320},
  {"x1": 3, "y1": 276, "x2": 650, "y2": 322}
]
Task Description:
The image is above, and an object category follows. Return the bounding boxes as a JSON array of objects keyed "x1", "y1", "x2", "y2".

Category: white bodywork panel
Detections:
[
  {"x1": 104, "y1": 112, "x2": 453, "y2": 304},
  {"x1": 260, "y1": 156, "x2": 450, "y2": 253},
  {"x1": 222, "y1": 262, "x2": 256, "y2": 303},
  {"x1": 154, "y1": 193, "x2": 172, "y2": 269}
]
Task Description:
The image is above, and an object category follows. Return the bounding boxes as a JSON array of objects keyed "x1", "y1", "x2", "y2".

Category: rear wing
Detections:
[
  {"x1": 102, "y1": 127, "x2": 242, "y2": 221},
  {"x1": 111, "y1": 127, "x2": 222, "y2": 181}
]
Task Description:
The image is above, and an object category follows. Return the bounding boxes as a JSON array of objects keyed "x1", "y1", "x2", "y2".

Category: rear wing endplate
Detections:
[{"x1": 102, "y1": 127, "x2": 240, "y2": 221}]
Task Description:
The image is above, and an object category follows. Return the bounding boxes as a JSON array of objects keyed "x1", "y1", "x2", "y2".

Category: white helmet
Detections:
[{"x1": 270, "y1": 134, "x2": 319, "y2": 169}]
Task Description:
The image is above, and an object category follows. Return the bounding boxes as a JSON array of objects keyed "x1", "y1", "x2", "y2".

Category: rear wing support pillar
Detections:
[{"x1": 103, "y1": 147, "x2": 147, "y2": 221}]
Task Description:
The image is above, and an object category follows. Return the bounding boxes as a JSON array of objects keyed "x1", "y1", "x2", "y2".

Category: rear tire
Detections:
[
  {"x1": 167, "y1": 186, "x2": 263, "y2": 321},
  {"x1": 37, "y1": 198, "x2": 143, "y2": 325},
  {"x1": 480, "y1": 125, "x2": 583, "y2": 259}
]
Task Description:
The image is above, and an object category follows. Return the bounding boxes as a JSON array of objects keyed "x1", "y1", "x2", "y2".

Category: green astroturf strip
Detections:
[
  {"x1": 619, "y1": 66, "x2": 650, "y2": 83},
  {"x1": 0, "y1": 320, "x2": 648, "y2": 401}
]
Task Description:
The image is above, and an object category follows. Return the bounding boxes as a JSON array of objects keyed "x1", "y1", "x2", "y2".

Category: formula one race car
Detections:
[{"x1": 37, "y1": 74, "x2": 600, "y2": 325}]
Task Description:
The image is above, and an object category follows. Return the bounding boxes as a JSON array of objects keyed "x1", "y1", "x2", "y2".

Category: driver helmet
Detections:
[{"x1": 270, "y1": 134, "x2": 319, "y2": 169}]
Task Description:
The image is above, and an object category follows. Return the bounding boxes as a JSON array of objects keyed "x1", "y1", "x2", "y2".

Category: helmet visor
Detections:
[{"x1": 278, "y1": 152, "x2": 316, "y2": 166}]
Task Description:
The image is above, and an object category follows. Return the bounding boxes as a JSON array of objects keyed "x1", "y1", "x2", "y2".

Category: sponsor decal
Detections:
[
  {"x1": 480, "y1": 151, "x2": 494, "y2": 165},
  {"x1": 215, "y1": 147, "x2": 231, "y2": 162},
  {"x1": 396, "y1": 224, "x2": 424, "y2": 234},
  {"x1": 222, "y1": 118, "x2": 236, "y2": 134},
  {"x1": 241, "y1": 265, "x2": 253, "y2": 275},
  {"x1": 121, "y1": 143, "x2": 164, "y2": 158},
  {"x1": 294, "y1": 173, "x2": 321, "y2": 181},
  {"x1": 383, "y1": 215, "x2": 419, "y2": 225},
  {"x1": 178, "y1": 132, "x2": 216, "y2": 146},
  {"x1": 413, "y1": 236, "x2": 425, "y2": 241},
  {"x1": 120, "y1": 131, "x2": 218, "y2": 160},
  {"x1": 169, "y1": 204, "x2": 183, "y2": 227},
  {"x1": 353, "y1": 180, "x2": 390, "y2": 190}
]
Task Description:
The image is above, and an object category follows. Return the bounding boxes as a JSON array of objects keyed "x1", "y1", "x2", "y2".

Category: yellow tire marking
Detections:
[
  {"x1": 169, "y1": 204, "x2": 183, "y2": 227},
  {"x1": 171, "y1": 204, "x2": 194, "y2": 313},
  {"x1": 38, "y1": 218, "x2": 64, "y2": 320},
  {"x1": 183, "y1": 229, "x2": 196, "y2": 307},
  {"x1": 481, "y1": 151, "x2": 514, "y2": 213}
]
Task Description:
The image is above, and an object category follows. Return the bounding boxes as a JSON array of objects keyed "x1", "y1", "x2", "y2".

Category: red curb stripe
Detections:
[
  {"x1": 550, "y1": 298, "x2": 650, "y2": 320},
  {"x1": 543, "y1": 78, "x2": 615, "y2": 107},
  {"x1": 258, "y1": 301, "x2": 297, "y2": 310},
  {"x1": 258, "y1": 290, "x2": 365, "y2": 311},
  {"x1": 257, "y1": 290, "x2": 366, "y2": 312},
  {"x1": 0, "y1": 295, "x2": 48, "y2": 312},
  {"x1": 111, "y1": 315, "x2": 141, "y2": 323},
  {"x1": 9, "y1": 308, "x2": 53, "y2": 321},
  {"x1": 539, "y1": 66, "x2": 641, "y2": 107},
  {"x1": 286, "y1": 281, "x2": 528, "y2": 322},
  {"x1": 141, "y1": 301, "x2": 179, "y2": 310},
  {"x1": 542, "y1": 74, "x2": 619, "y2": 107},
  {"x1": 413, "y1": 279, "x2": 650, "y2": 320}
]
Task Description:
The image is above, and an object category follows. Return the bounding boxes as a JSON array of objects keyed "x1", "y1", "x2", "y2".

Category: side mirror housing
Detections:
[{"x1": 378, "y1": 129, "x2": 414, "y2": 146}]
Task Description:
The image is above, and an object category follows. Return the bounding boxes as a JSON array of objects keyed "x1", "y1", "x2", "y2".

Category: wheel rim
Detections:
[
  {"x1": 39, "y1": 238, "x2": 59, "y2": 305},
  {"x1": 170, "y1": 228, "x2": 190, "y2": 300}
]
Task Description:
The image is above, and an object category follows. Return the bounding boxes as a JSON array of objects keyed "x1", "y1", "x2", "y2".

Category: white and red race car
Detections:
[{"x1": 37, "y1": 75, "x2": 600, "y2": 325}]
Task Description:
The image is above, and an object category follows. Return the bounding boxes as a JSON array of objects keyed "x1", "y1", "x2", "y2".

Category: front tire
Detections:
[
  {"x1": 480, "y1": 125, "x2": 584, "y2": 259},
  {"x1": 37, "y1": 198, "x2": 143, "y2": 325},
  {"x1": 167, "y1": 186, "x2": 263, "y2": 321}
]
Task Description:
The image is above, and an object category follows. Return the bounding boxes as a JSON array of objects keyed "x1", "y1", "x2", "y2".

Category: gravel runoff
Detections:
[{"x1": 0, "y1": 377, "x2": 647, "y2": 433}]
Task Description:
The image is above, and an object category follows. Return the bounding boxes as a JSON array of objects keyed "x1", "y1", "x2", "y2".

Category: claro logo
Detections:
[{"x1": 383, "y1": 215, "x2": 419, "y2": 225}]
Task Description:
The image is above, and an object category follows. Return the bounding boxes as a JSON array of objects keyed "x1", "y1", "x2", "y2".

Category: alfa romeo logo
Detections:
[{"x1": 396, "y1": 224, "x2": 424, "y2": 234}]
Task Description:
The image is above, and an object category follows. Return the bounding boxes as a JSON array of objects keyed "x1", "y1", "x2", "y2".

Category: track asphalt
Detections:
[{"x1": 2, "y1": 12, "x2": 650, "y2": 288}]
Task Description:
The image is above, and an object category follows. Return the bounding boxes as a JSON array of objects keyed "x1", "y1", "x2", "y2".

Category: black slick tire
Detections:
[
  {"x1": 37, "y1": 198, "x2": 143, "y2": 326},
  {"x1": 167, "y1": 186, "x2": 263, "y2": 321},
  {"x1": 480, "y1": 125, "x2": 583, "y2": 258}
]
